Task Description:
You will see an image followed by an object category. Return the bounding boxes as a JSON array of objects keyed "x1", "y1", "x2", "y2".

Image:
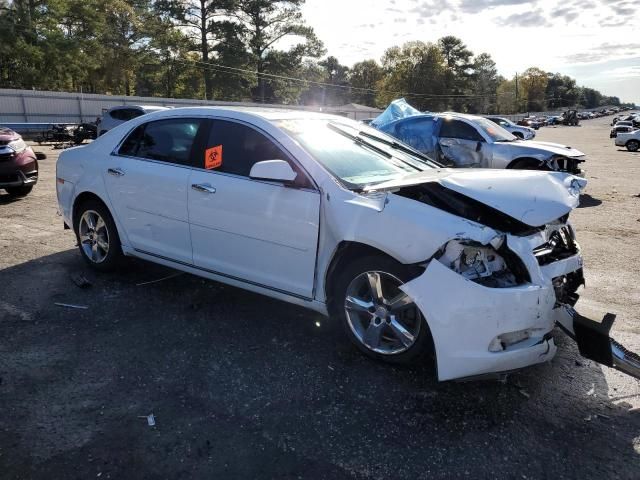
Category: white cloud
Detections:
[{"x1": 301, "y1": 0, "x2": 640, "y2": 103}]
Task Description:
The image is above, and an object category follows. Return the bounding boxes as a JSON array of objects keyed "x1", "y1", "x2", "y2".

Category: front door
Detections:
[
  {"x1": 438, "y1": 119, "x2": 487, "y2": 167},
  {"x1": 103, "y1": 118, "x2": 205, "y2": 264},
  {"x1": 188, "y1": 119, "x2": 320, "y2": 299}
]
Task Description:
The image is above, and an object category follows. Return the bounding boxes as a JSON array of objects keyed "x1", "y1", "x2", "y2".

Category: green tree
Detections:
[
  {"x1": 520, "y1": 67, "x2": 548, "y2": 112},
  {"x1": 468, "y1": 53, "x2": 499, "y2": 114},
  {"x1": 349, "y1": 59, "x2": 384, "y2": 107},
  {"x1": 234, "y1": 0, "x2": 324, "y2": 102},
  {"x1": 545, "y1": 73, "x2": 580, "y2": 110},
  {"x1": 377, "y1": 41, "x2": 446, "y2": 111},
  {"x1": 437, "y1": 35, "x2": 473, "y2": 110},
  {"x1": 496, "y1": 78, "x2": 518, "y2": 114},
  {"x1": 159, "y1": 0, "x2": 237, "y2": 100}
]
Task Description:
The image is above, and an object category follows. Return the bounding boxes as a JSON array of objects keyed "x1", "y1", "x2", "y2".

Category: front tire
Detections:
[
  {"x1": 74, "y1": 199, "x2": 124, "y2": 271},
  {"x1": 626, "y1": 140, "x2": 640, "y2": 152},
  {"x1": 329, "y1": 255, "x2": 433, "y2": 364},
  {"x1": 5, "y1": 185, "x2": 33, "y2": 197}
]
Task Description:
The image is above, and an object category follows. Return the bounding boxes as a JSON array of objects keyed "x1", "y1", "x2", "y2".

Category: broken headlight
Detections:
[{"x1": 437, "y1": 239, "x2": 523, "y2": 288}]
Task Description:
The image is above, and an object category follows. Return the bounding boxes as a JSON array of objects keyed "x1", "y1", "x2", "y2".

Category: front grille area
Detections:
[
  {"x1": 552, "y1": 269, "x2": 585, "y2": 306},
  {"x1": 533, "y1": 226, "x2": 579, "y2": 265},
  {"x1": 0, "y1": 173, "x2": 19, "y2": 184}
]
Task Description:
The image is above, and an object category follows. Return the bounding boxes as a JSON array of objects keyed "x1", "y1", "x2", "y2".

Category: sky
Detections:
[{"x1": 302, "y1": 0, "x2": 640, "y2": 104}]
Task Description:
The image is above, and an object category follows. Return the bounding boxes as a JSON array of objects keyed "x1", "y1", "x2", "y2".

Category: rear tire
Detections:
[
  {"x1": 329, "y1": 255, "x2": 433, "y2": 364},
  {"x1": 74, "y1": 198, "x2": 124, "y2": 271},
  {"x1": 5, "y1": 185, "x2": 33, "y2": 197},
  {"x1": 626, "y1": 140, "x2": 640, "y2": 152}
]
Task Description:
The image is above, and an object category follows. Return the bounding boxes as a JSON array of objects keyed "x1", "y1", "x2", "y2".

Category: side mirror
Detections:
[
  {"x1": 476, "y1": 141, "x2": 482, "y2": 152},
  {"x1": 249, "y1": 160, "x2": 297, "y2": 183},
  {"x1": 35, "y1": 152, "x2": 47, "y2": 160}
]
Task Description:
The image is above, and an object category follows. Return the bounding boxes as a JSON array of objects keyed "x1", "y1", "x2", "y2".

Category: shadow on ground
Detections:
[
  {"x1": 0, "y1": 251, "x2": 638, "y2": 479},
  {"x1": 579, "y1": 193, "x2": 603, "y2": 208}
]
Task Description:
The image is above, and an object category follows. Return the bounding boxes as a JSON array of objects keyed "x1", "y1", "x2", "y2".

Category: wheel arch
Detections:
[
  {"x1": 506, "y1": 157, "x2": 546, "y2": 169},
  {"x1": 324, "y1": 241, "x2": 423, "y2": 312},
  {"x1": 71, "y1": 191, "x2": 128, "y2": 250}
]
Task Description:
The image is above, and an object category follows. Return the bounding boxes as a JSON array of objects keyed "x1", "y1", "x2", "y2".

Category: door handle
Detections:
[
  {"x1": 191, "y1": 183, "x2": 216, "y2": 194},
  {"x1": 107, "y1": 168, "x2": 125, "y2": 177}
]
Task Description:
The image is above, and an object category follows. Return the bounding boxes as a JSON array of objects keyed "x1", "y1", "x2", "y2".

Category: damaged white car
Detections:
[{"x1": 56, "y1": 108, "x2": 640, "y2": 381}]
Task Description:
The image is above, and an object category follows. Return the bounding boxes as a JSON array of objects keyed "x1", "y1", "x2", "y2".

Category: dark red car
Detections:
[{"x1": 0, "y1": 127, "x2": 40, "y2": 197}]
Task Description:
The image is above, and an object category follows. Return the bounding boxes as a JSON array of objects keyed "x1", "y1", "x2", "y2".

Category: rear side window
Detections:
[
  {"x1": 109, "y1": 108, "x2": 142, "y2": 121},
  {"x1": 440, "y1": 120, "x2": 484, "y2": 142},
  {"x1": 202, "y1": 120, "x2": 290, "y2": 177},
  {"x1": 117, "y1": 118, "x2": 203, "y2": 166},
  {"x1": 395, "y1": 118, "x2": 437, "y2": 154}
]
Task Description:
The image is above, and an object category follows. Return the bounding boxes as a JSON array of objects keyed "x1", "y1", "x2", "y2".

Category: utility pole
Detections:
[{"x1": 515, "y1": 72, "x2": 519, "y2": 113}]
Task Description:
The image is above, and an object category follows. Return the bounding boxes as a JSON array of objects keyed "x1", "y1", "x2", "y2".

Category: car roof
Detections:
[
  {"x1": 108, "y1": 105, "x2": 170, "y2": 112},
  {"x1": 140, "y1": 106, "x2": 340, "y2": 123}
]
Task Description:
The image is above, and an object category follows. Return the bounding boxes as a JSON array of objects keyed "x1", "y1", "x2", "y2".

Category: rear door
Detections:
[
  {"x1": 103, "y1": 118, "x2": 205, "y2": 264},
  {"x1": 187, "y1": 119, "x2": 320, "y2": 298},
  {"x1": 437, "y1": 119, "x2": 488, "y2": 167}
]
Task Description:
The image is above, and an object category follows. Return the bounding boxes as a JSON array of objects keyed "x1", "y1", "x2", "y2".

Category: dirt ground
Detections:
[{"x1": 1, "y1": 116, "x2": 639, "y2": 479}]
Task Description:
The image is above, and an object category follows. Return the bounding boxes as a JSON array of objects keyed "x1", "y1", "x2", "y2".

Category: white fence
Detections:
[{"x1": 0, "y1": 88, "x2": 382, "y2": 124}]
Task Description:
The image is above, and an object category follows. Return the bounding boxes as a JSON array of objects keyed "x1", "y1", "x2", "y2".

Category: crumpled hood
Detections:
[
  {"x1": 366, "y1": 169, "x2": 587, "y2": 227},
  {"x1": 514, "y1": 139, "x2": 585, "y2": 158}
]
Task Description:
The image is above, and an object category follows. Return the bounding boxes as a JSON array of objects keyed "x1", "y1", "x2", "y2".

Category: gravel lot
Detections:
[{"x1": 1, "y1": 116, "x2": 639, "y2": 479}]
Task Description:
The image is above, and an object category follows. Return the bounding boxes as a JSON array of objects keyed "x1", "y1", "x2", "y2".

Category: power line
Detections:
[{"x1": 182, "y1": 58, "x2": 517, "y2": 100}]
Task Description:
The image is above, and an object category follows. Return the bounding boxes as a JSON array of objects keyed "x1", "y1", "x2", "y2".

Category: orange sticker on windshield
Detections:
[{"x1": 205, "y1": 145, "x2": 223, "y2": 169}]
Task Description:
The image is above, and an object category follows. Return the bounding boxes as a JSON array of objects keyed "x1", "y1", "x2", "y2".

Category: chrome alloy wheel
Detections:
[
  {"x1": 344, "y1": 271, "x2": 422, "y2": 355},
  {"x1": 78, "y1": 210, "x2": 109, "y2": 263}
]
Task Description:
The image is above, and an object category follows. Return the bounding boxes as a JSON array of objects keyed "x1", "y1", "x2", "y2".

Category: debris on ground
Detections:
[
  {"x1": 136, "y1": 272, "x2": 183, "y2": 286},
  {"x1": 519, "y1": 389, "x2": 530, "y2": 399},
  {"x1": 70, "y1": 273, "x2": 92, "y2": 289},
  {"x1": 54, "y1": 302, "x2": 89, "y2": 310},
  {"x1": 138, "y1": 414, "x2": 156, "y2": 426}
]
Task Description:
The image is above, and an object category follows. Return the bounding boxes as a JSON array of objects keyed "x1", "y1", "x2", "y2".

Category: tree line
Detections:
[{"x1": 0, "y1": 0, "x2": 628, "y2": 113}]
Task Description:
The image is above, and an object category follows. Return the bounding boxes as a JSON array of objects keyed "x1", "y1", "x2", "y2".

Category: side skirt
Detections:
[{"x1": 123, "y1": 246, "x2": 329, "y2": 317}]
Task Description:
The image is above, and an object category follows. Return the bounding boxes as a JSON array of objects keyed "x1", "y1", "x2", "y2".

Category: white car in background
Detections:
[
  {"x1": 614, "y1": 129, "x2": 640, "y2": 151},
  {"x1": 98, "y1": 105, "x2": 170, "y2": 136},
  {"x1": 486, "y1": 116, "x2": 536, "y2": 140},
  {"x1": 55, "y1": 107, "x2": 639, "y2": 382}
]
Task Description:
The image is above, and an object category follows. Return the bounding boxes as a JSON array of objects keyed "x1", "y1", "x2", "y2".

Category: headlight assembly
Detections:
[
  {"x1": 436, "y1": 239, "x2": 525, "y2": 288},
  {"x1": 8, "y1": 138, "x2": 27, "y2": 153}
]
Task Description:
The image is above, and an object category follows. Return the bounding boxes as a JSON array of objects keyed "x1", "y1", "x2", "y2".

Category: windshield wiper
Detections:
[
  {"x1": 327, "y1": 122, "x2": 392, "y2": 159},
  {"x1": 357, "y1": 131, "x2": 442, "y2": 168}
]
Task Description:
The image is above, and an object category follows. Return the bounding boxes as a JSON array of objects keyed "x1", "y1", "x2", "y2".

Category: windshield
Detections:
[
  {"x1": 473, "y1": 117, "x2": 517, "y2": 142},
  {"x1": 276, "y1": 118, "x2": 439, "y2": 189}
]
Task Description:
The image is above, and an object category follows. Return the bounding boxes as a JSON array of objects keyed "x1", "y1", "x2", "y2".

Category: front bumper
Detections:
[
  {"x1": 401, "y1": 231, "x2": 585, "y2": 381},
  {"x1": 402, "y1": 259, "x2": 566, "y2": 381},
  {"x1": 0, "y1": 148, "x2": 38, "y2": 188}
]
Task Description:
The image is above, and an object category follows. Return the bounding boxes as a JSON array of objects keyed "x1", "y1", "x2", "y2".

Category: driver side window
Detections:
[{"x1": 200, "y1": 120, "x2": 313, "y2": 189}]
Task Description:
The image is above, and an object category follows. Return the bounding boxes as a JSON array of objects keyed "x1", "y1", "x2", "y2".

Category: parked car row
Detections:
[{"x1": 53, "y1": 101, "x2": 640, "y2": 382}]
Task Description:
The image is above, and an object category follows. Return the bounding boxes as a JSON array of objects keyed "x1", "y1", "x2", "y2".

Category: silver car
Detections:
[
  {"x1": 486, "y1": 116, "x2": 536, "y2": 140},
  {"x1": 375, "y1": 111, "x2": 585, "y2": 175},
  {"x1": 98, "y1": 105, "x2": 170, "y2": 136}
]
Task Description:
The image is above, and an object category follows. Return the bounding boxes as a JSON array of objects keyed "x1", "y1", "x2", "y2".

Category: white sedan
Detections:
[{"x1": 56, "y1": 107, "x2": 631, "y2": 381}]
